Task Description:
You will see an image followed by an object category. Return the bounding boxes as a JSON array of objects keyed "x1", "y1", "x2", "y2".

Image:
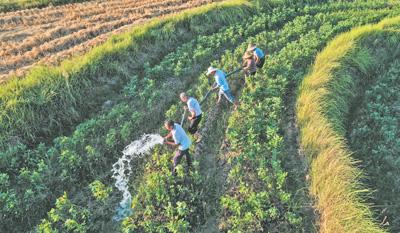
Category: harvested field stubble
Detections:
[{"x1": 0, "y1": 0, "x2": 220, "y2": 82}]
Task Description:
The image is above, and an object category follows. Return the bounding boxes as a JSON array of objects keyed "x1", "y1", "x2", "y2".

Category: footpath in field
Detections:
[{"x1": 0, "y1": 0, "x2": 221, "y2": 82}]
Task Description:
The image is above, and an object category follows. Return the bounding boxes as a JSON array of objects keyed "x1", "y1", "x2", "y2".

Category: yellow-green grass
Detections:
[
  {"x1": 0, "y1": 0, "x2": 253, "y2": 148},
  {"x1": 296, "y1": 16, "x2": 400, "y2": 233}
]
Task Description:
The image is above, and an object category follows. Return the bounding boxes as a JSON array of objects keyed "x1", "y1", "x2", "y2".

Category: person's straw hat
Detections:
[
  {"x1": 206, "y1": 66, "x2": 217, "y2": 75},
  {"x1": 247, "y1": 43, "x2": 256, "y2": 51},
  {"x1": 243, "y1": 51, "x2": 254, "y2": 59}
]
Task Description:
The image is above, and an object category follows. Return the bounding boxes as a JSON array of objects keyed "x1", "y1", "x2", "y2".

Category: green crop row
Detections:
[
  {"x1": 0, "y1": 0, "x2": 393, "y2": 151},
  {"x1": 2, "y1": 0, "x2": 400, "y2": 232},
  {"x1": 317, "y1": 31, "x2": 400, "y2": 232},
  {"x1": 348, "y1": 58, "x2": 400, "y2": 232},
  {"x1": 0, "y1": 0, "x2": 253, "y2": 150},
  {"x1": 1, "y1": 3, "x2": 303, "y2": 232},
  {"x1": 0, "y1": 2, "x2": 264, "y2": 232},
  {"x1": 36, "y1": 5, "x2": 309, "y2": 232},
  {"x1": 219, "y1": 5, "x2": 400, "y2": 232},
  {"x1": 296, "y1": 16, "x2": 400, "y2": 233},
  {"x1": 1, "y1": 2, "x2": 275, "y2": 175},
  {"x1": 34, "y1": 3, "x2": 400, "y2": 233},
  {"x1": 119, "y1": 4, "x2": 346, "y2": 233},
  {"x1": 120, "y1": 2, "x2": 400, "y2": 232}
]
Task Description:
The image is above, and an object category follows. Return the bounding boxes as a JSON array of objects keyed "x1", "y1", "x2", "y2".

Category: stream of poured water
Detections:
[{"x1": 111, "y1": 134, "x2": 164, "y2": 221}]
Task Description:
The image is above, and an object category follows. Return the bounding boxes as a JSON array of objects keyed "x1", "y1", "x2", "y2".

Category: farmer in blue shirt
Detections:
[
  {"x1": 180, "y1": 92, "x2": 202, "y2": 141},
  {"x1": 206, "y1": 66, "x2": 238, "y2": 110},
  {"x1": 247, "y1": 43, "x2": 266, "y2": 68},
  {"x1": 163, "y1": 120, "x2": 192, "y2": 174}
]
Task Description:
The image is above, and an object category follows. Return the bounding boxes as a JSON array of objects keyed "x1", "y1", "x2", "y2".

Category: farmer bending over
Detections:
[
  {"x1": 247, "y1": 43, "x2": 265, "y2": 68},
  {"x1": 163, "y1": 120, "x2": 192, "y2": 175},
  {"x1": 207, "y1": 66, "x2": 239, "y2": 110},
  {"x1": 180, "y1": 92, "x2": 202, "y2": 142},
  {"x1": 242, "y1": 50, "x2": 257, "y2": 78}
]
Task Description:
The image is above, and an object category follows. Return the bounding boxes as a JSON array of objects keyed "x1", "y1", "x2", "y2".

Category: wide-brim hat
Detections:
[
  {"x1": 243, "y1": 51, "x2": 254, "y2": 59},
  {"x1": 247, "y1": 44, "x2": 256, "y2": 51},
  {"x1": 206, "y1": 66, "x2": 217, "y2": 75}
]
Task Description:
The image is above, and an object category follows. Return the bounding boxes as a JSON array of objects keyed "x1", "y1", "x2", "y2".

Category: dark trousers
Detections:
[
  {"x1": 257, "y1": 57, "x2": 265, "y2": 68},
  {"x1": 172, "y1": 149, "x2": 191, "y2": 173},
  {"x1": 245, "y1": 70, "x2": 256, "y2": 78},
  {"x1": 188, "y1": 114, "x2": 202, "y2": 134}
]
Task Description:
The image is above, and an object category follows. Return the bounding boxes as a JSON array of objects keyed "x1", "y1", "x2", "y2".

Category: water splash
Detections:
[{"x1": 111, "y1": 134, "x2": 164, "y2": 221}]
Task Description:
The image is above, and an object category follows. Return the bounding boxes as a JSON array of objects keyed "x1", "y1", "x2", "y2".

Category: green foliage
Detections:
[
  {"x1": 2, "y1": 1, "x2": 400, "y2": 232},
  {"x1": 220, "y1": 3, "x2": 400, "y2": 233},
  {"x1": 37, "y1": 192, "x2": 89, "y2": 233},
  {"x1": 121, "y1": 2, "x2": 400, "y2": 233},
  {"x1": 296, "y1": 19, "x2": 400, "y2": 233},
  {"x1": 122, "y1": 6, "x2": 311, "y2": 232},
  {"x1": 90, "y1": 180, "x2": 112, "y2": 202},
  {"x1": 311, "y1": 30, "x2": 400, "y2": 230},
  {"x1": 123, "y1": 150, "x2": 205, "y2": 233},
  {"x1": 0, "y1": 0, "x2": 254, "y2": 150},
  {"x1": 1, "y1": 2, "x2": 260, "y2": 232},
  {"x1": 348, "y1": 58, "x2": 400, "y2": 232}
]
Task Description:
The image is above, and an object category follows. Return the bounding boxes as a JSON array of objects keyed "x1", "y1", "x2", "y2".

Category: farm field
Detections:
[
  {"x1": 0, "y1": 0, "x2": 219, "y2": 82},
  {"x1": 348, "y1": 58, "x2": 400, "y2": 232},
  {"x1": 1, "y1": 0, "x2": 400, "y2": 233},
  {"x1": 0, "y1": 0, "x2": 90, "y2": 13}
]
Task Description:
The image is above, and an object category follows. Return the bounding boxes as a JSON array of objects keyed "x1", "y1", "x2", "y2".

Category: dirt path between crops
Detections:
[
  {"x1": 191, "y1": 100, "x2": 234, "y2": 233},
  {"x1": 191, "y1": 74, "x2": 244, "y2": 232},
  {"x1": 195, "y1": 104, "x2": 229, "y2": 233},
  {"x1": 282, "y1": 82, "x2": 318, "y2": 232},
  {"x1": 192, "y1": 81, "x2": 319, "y2": 233}
]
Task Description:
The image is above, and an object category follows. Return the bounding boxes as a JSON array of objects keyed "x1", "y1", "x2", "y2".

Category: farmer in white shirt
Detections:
[
  {"x1": 180, "y1": 92, "x2": 202, "y2": 141},
  {"x1": 163, "y1": 120, "x2": 192, "y2": 174},
  {"x1": 206, "y1": 66, "x2": 238, "y2": 110}
]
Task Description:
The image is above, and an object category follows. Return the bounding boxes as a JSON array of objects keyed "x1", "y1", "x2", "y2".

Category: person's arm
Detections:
[
  {"x1": 242, "y1": 60, "x2": 247, "y2": 69},
  {"x1": 164, "y1": 132, "x2": 172, "y2": 140},
  {"x1": 164, "y1": 133, "x2": 178, "y2": 146},
  {"x1": 165, "y1": 131, "x2": 181, "y2": 147},
  {"x1": 188, "y1": 110, "x2": 195, "y2": 120},
  {"x1": 164, "y1": 140, "x2": 178, "y2": 146},
  {"x1": 243, "y1": 59, "x2": 250, "y2": 71},
  {"x1": 187, "y1": 100, "x2": 195, "y2": 120},
  {"x1": 212, "y1": 82, "x2": 219, "y2": 90}
]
